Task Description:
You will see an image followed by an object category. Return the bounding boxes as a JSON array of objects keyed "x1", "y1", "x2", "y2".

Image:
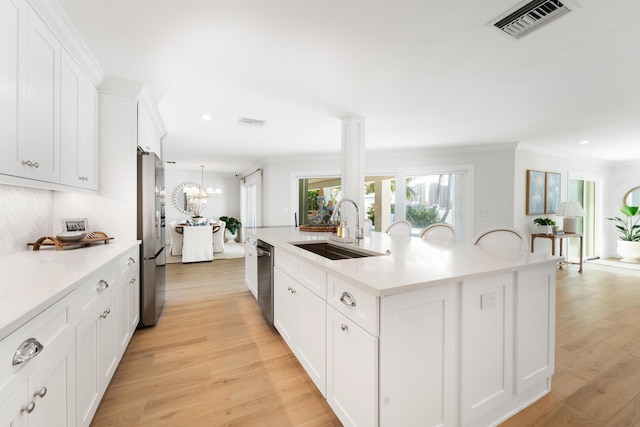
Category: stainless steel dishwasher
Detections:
[{"x1": 256, "y1": 239, "x2": 274, "y2": 324}]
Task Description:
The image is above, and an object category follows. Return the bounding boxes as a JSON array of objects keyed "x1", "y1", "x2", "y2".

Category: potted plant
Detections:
[
  {"x1": 607, "y1": 206, "x2": 640, "y2": 262},
  {"x1": 219, "y1": 216, "x2": 241, "y2": 241},
  {"x1": 533, "y1": 217, "x2": 556, "y2": 235}
]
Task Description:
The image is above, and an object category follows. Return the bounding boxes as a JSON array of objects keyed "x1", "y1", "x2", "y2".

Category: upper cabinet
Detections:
[
  {"x1": 0, "y1": 0, "x2": 103, "y2": 191},
  {"x1": 60, "y1": 49, "x2": 99, "y2": 190},
  {"x1": 0, "y1": 0, "x2": 61, "y2": 184}
]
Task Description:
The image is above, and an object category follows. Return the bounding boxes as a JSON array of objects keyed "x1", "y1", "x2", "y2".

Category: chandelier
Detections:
[{"x1": 184, "y1": 165, "x2": 221, "y2": 217}]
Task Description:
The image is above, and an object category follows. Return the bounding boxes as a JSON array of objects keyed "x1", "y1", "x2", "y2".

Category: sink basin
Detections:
[{"x1": 291, "y1": 242, "x2": 384, "y2": 260}]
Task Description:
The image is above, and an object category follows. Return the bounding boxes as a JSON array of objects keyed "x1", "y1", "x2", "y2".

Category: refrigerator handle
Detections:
[{"x1": 143, "y1": 246, "x2": 165, "y2": 261}]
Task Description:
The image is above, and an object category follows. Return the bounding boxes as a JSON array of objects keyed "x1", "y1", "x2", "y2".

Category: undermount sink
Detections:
[{"x1": 291, "y1": 242, "x2": 384, "y2": 261}]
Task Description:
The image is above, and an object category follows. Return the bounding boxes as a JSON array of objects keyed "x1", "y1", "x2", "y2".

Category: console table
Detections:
[{"x1": 531, "y1": 233, "x2": 583, "y2": 272}]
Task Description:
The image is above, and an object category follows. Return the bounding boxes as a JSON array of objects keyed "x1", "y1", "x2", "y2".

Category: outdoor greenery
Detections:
[
  {"x1": 607, "y1": 205, "x2": 640, "y2": 241},
  {"x1": 406, "y1": 205, "x2": 441, "y2": 228}
]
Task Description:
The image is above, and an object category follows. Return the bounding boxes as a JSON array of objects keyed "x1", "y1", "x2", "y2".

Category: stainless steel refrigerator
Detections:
[{"x1": 137, "y1": 150, "x2": 166, "y2": 327}]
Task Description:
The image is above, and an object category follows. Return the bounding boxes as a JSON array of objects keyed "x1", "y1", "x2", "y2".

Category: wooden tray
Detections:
[
  {"x1": 299, "y1": 224, "x2": 337, "y2": 233},
  {"x1": 28, "y1": 231, "x2": 114, "y2": 251}
]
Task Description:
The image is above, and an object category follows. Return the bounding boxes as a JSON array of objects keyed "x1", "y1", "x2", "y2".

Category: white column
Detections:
[{"x1": 341, "y1": 116, "x2": 365, "y2": 229}]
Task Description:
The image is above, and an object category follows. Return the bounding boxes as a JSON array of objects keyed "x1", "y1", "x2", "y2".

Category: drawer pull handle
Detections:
[
  {"x1": 22, "y1": 160, "x2": 39, "y2": 168},
  {"x1": 128, "y1": 257, "x2": 136, "y2": 265},
  {"x1": 13, "y1": 338, "x2": 44, "y2": 366},
  {"x1": 21, "y1": 401, "x2": 35, "y2": 414},
  {"x1": 340, "y1": 292, "x2": 357, "y2": 307},
  {"x1": 96, "y1": 279, "x2": 109, "y2": 293},
  {"x1": 341, "y1": 324, "x2": 348, "y2": 331},
  {"x1": 34, "y1": 387, "x2": 47, "y2": 398}
]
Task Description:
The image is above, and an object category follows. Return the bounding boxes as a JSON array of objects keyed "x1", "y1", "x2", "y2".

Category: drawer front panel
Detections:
[
  {"x1": 276, "y1": 250, "x2": 327, "y2": 299},
  {"x1": 0, "y1": 294, "x2": 72, "y2": 383},
  {"x1": 118, "y1": 247, "x2": 139, "y2": 280},
  {"x1": 71, "y1": 261, "x2": 118, "y2": 321},
  {"x1": 328, "y1": 274, "x2": 378, "y2": 336}
]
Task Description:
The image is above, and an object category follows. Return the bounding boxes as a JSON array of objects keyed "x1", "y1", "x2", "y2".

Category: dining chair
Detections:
[
  {"x1": 385, "y1": 220, "x2": 412, "y2": 236},
  {"x1": 169, "y1": 221, "x2": 183, "y2": 256},
  {"x1": 213, "y1": 220, "x2": 226, "y2": 253},
  {"x1": 473, "y1": 227, "x2": 528, "y2": 252},
  {"x1": 181, "y1": 225, "x2": 214, "y2": 263},
  {"x1": 419, "y1": 223, "x2": 455, "y2": 244}
]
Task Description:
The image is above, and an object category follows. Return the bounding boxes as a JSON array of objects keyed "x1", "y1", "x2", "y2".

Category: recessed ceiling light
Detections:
[
  {"x1": 578, "y1": 140, "x2": 589, "y2": 145},
  {"x1": 201, "y1": 114, "x2": 213, "y2": 121}
]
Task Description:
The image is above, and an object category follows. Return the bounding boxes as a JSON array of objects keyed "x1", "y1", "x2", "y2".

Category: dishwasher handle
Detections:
[{"x1": 256, "y1": 247, "x2": 271, "y2": 257}]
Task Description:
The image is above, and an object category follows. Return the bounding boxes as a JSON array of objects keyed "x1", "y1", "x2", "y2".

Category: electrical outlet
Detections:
[{"x1": 481, "y1": 291, "x2": 496, "y2": 309}]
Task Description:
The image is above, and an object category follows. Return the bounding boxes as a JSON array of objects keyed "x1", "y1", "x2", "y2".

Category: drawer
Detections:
[
  {"x1": 119, "y1": 246, "x2": 139, "y2": 280},
  {"x1": 71, "y1": 260, "x2": 118, "y2": 321},
  {"x1": 0, "y1": 292, "x2": 73, "y2": 385},
  {"x1": 276, "y1": 250, "x2": 327, "y2": 299},
  {"x1": 327, "y1": 274, "x2": 379, "y2": 336}
]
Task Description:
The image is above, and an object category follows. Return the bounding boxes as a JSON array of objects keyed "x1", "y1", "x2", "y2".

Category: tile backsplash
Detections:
[{"x1": 0, "y1": 184, "x2": 53, "y2": 257}]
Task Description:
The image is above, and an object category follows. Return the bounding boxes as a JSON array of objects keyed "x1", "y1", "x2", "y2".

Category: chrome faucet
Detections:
[{"x1": 330, "y1": 198, "x2": 364, "y2": 241}]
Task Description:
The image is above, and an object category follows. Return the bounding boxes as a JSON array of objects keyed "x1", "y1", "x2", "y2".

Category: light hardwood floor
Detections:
[{"x1": 91, "y1": 259, "x2": 640, "y2": 426}]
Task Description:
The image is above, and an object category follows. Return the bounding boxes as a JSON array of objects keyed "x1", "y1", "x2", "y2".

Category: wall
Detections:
[
  {"x1": 0, "y1": 184, "x2": 53, "y2": 257},
  {"x1": 164, "y1": 166, "x2": 242, "y2": 231},
  {"x1": 260, "y1": 144, "x2": 518, "y2": 241},
  {"x1": 513, "y1": 145, "x2": 613, "y2": 256}
]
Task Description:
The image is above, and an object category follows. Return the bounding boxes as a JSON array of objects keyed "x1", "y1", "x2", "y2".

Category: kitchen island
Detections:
[{"x1": 247, "y1": 227, "x2": 559, "y2": 427}]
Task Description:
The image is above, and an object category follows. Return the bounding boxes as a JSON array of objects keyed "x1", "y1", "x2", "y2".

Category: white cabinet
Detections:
[
  {"x1": 138, "y1": 107, "x2": 161, "y2": 156},
  {"x1": 0, "y1": 334, "x2": 76, "y2": 427},
  {"x1": 380, "y1": 283, "x2": 458, "y2": 426},
  {"x1": 75, "y1": 289, "x2": 117, "y2": 427},
  {"x1": 460, "y1": 273, "x2": 514, "y2": 425},
  {"x1": 326, "y1": 306, "x2": 378, "y2": 427},
  {"x1": 274, "y1": 267, "x2": 326, "y2": 395},
  {"x1": 60, "y1": 49, "x2": 98, "y2": 190},
  {"x1": 117, "y1": 248, "x2": 140, "y2": 355},
  {"x1": 244, "y1": 234, "x2": 258, "y2": 298},
  {"x1": 0, "y1": 0, "x2": 61, "y2": 183}
]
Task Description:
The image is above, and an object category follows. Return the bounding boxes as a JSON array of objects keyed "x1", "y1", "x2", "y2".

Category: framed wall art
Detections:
[
  {"x1": 526, "y1": 170, "x2": 545, "y2": 215},
  {"x1": 545, "y1": 172, "x2": 561, "y2": 214}
]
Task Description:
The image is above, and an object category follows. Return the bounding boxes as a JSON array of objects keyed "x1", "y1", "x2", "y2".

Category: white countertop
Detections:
[
  {"x1": 0, "y1": 241, "x2": 140, "y2": 341},
  {"x1": 249, "y1": 227, "x2": 560, "y2": 297}
]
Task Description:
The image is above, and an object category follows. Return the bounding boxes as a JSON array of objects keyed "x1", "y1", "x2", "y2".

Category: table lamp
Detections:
[{"x1": 558, "y1": 201, "x2": 585, "y2": 233}]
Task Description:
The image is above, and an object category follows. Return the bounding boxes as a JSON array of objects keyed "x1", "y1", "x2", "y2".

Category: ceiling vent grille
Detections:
[
  {"x1": 492, "y1": 0, "x2": 572, "y2": 39},
  {"x1": 237, "y1": 117, "x2": 266, "y2": 128}
]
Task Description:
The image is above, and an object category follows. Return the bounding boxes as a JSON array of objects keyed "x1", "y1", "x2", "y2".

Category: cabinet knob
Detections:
[
  {"x1": 21, "y1": 401, "x2": 35, "y2": 414},
  {"x1": 22, "y1": 160, "x2": 39, "y2": 168},
  {"x1": 340, "y1": 324, "x2": 349, "y2": 332},
  {"x1": 96, "y1": 279, "x2": 109, "y2": 293},
  {"x1": 13, "y1": 338, "x2": 44, "y2": 366},
  {"x1": 339, "y1": 292, "x2": 357, "y2": 307},
  {"x1": 129, "y1": 278, "x2": 136, "y2": 285},
  {"x1": 100, "y1": 308, "x2": 111, "y2": 319},
  {"x1": 34, "y1": 387, "x2": 47, "y2": 398}
]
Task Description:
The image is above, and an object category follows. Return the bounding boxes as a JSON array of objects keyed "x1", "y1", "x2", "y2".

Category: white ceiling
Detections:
[{"x1": 56, "y1": 0, "x2": 640, "y2": 173}]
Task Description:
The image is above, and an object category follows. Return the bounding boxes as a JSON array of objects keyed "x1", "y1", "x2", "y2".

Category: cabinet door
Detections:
[
  {"x1": 380, "y1": 283, "x2": 458, "y2": 426},
  {"x1": 460, "y1": 273, "x2": 514, "y2": 425},
  {"x1": 128, "y1": 271, "x2": 140, "y2": 334},
  {"x1": 0, "y1": 0, "x2": 24, "y2": 177},
  {"x1": 75, "y1": 292, "x2": 117, "y2": 427},
  {"x1": 273, "y1": 267, "x2": 297, "y2": 347},
  {"x1": 60, "y1": 49, "x2": 98, "y2": 190},
  {"x1": 0, "y1": 383, "x2": 28, "y2": 427},
  {"x1": 28, "y1": 334, "x2": 76, "y2": 427},
  {"x1": 18, "y1": 7, "x2": 61, "y2": 182},
  {"x1": 326, "y1": 306, "x2": 377, "y2": 427},
  {"x1": 244, "y1": 236, "x2": 258, "y2": 298},
  {"x1": 295, "y1": 284, "x2": 326, "y2": 396}
]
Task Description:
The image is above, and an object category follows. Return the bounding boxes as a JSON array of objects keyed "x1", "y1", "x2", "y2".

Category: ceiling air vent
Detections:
[
  {"x1": 492, "y1": 0, "x2": 573, "y2": 39},
  {"x1": 237, "y1": 117, "x2": 266, "y2": 128}
]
